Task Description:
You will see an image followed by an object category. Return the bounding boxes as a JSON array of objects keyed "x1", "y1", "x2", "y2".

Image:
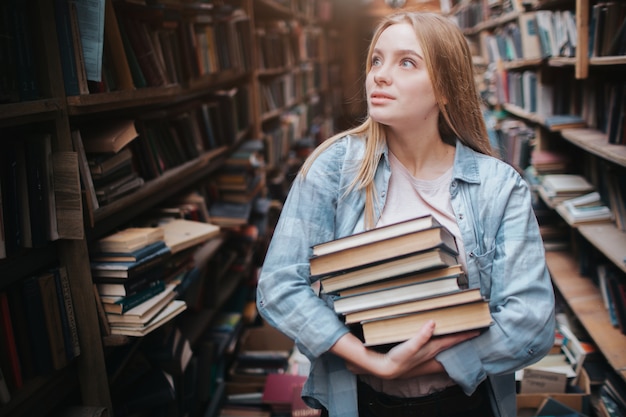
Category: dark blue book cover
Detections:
[{"x1": 21, "y1": 275, "x2": 53, "y2": 375}]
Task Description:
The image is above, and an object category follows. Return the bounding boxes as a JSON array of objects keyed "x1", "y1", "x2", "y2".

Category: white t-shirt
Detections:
[{"x1": 359, "y1": 151, "x2": 467, "y2": 397}]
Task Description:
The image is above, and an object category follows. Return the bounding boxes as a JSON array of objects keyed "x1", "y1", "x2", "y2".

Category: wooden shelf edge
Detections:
[
  {"x1": 559, "y1": 128, "x2": 626, "y2": 167},
  {"x1": 577, "y1": 224, "x2": 626, "y2": 274},
  {"x1": 88, "y1": 147, "x2": 228, "y2": 238},
  {"x1": 546, "y1": 250, "x2": 626, "y2": 378}
]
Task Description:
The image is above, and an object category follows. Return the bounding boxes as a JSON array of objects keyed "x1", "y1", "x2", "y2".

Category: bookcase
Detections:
[
  {"x1": 449, "y1": 0, "x2": 626, "y2": 401},
  {"x1": 0, "y1": 0, "x2": 339, "y2": 416}
]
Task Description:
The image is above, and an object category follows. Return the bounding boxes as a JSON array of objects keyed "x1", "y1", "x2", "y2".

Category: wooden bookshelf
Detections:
[
  {"x1": 0, "y1": 0, "x2": 341, "y2": 415},
  {"x1": 546, "y1": 250, "x2": 626, "y2": 381},
  {"x1": 460, "y1": 0, "x2": 626, "y2": 390}
]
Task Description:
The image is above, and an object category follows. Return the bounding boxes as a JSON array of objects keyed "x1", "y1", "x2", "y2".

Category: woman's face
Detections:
[{"x1": 365, "y1": 23, "x2": 440, "y2": 130}]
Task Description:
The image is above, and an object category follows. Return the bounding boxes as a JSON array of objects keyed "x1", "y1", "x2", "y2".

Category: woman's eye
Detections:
[
  {"x1": 372, "y1": 56, "x2": 382, "y2": 66},
  {"x1": 401, "y1": 59, "x2": 415, "y2": 68}
]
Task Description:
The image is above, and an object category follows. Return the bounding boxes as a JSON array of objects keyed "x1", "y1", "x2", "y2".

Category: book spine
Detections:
[
  {"x1": 0, "y1": 291, "x2": 22, "y2": 390},
  {"x1": 54, "y1": 0, "x2": 81, "y2": 96},
  {"x1": 67, "y1": 0, "x2": 90, "y2": 94},
  {"x1": 1, "y1": 143, "x2": 23, "y2": 255},
  {"x1": 55, "y1": 266, "x2": 81, "y2": 360},
  {"x1": 112, "y1": 280, "x2": 166, "y2": 314},
  {"x1": 38, "y1": 272, "x2": 69, "y2": 370},
  {"x1": 8, "y1": 0, "x2": 40, "y2": 101},
  {"x1": 21, "y1": 275, "x2": 54, "y2": 375}
]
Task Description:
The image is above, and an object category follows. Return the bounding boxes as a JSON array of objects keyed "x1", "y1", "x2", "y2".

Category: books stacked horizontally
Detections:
[
  {"x1": 90, "y1": 226, "x2": 184, "y2": 337},
  {"x1": 555, "y1": 191, "x2": 614, "y2": 226},
  {"x1": 538, "y1": 174, "x2": 595, "y2": 206},
  {"x1": 81, "y1": 119, "x2": 145, "y2": 206},
  {"x1": 311, "y1": 215, "x2": 492, "y2": 347}
]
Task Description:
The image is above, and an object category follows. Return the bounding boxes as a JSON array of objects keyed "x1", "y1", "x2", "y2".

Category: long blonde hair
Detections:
[{"x1": 301, "y1": 11, "x2": 492, "y2": 227}]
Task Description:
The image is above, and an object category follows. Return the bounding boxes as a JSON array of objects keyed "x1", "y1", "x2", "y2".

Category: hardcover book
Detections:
[
  {"x1": 309, "y1": 224, "x2": 458, "y2": 278},
  {"x1": 320, "y1": 252, "x2": 461, "y2": 294},
  {"x1": 95, "y1": 226, "x2": 165, "y2": 253},
  {"x1": 332, "y1": 275, "x2": 466, "y2": 315},
  {"x1": 360, "y1": 298, "x2": 492, "y2": 346}
]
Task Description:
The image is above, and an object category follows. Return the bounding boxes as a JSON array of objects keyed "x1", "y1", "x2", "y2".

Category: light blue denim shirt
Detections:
[{"x1": 256, "y1": 135, "x2": 555, "y2": 417}]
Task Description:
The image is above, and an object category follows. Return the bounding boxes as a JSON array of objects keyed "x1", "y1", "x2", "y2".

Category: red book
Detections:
[
  {"x1": 0, "y1": 291, "x2": 22, "y2": 390},
  {"x1": 262, "y1": 373, "x2": 307, "y2": 414}
]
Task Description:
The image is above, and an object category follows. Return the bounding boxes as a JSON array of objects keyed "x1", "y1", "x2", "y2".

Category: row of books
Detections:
[
  {"x1": 52, "y1": 0, "x2": 253, "y2": 97},
  {"x1": 255, "y1": 20, "x2": 323, "y2": 71},
  {"x1": 311, "y1": 215, "x2": 493, "y2": 347},
  {"x1": 0, "y1": 265, "x2": 80, "y2": 400},
  {"x1": 71, "y1": 85, "x2": 250, "y2": 214},
  {"x1": 0, "y1": 133, "x2": 83, "y2": 260},
  {"x1": 258, "y1": 69, "x2": 322, "y2": 116}
]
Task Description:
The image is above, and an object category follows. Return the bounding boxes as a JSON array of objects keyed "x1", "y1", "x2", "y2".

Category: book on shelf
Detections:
[
  {"x1": 310, "y1": 223, "x2": 458, "y2": 278},
  {"x1": 88, "y1": 147, "x2": 134, "y2": 177},
  {"x1": 332, "y1": 273, "x2": 467, "y2": 316},
  {"x1": 95, "y1": 226, "x2": 165, "y2": 253},
  {"x1": 555, "y1": 192, "x2": 613, "y2": 225},
  {"x1": 518, "y1": 12, "x2": 542, "y2": 59},
  {"x1": 261, "y1": 373, "x2": 308, "y2": 414},
  {"x1": 320, "y1": 252, "x2": 462, "y2": 294},
  {"x1": 540, "y1": 174, "x2": 595, "y2": 199},
  {"x1": 95, "y1": 171, "x2": 145, "y2": 205},
  {"x1": 156, "y1": 218, "x2": 221, "y2": 255},
  {"x1": 108, "y1": 299, "x2": 187, "y2": 337},
  {"x1": 21, "y1": 274, "x2": 54, "y2": 375},
  {"x1": 38, "y1": 272, "x2": 69, "y2": 370},
  {"x1": 208, "y1": 200, "x2": 253, "y2": 228},
  {"x1": 95, "y1": 267, "x2": 165, "y2": 297},
  {"x1": 91, "y1": 240, "x2": 168, "y2": 263},
  {"x1": 100, "y1": 279, "x2": 166, "y2": 314},
  {"x1": 105, "y1": 282, "x2": 178, "y2": 326},
  {"x1": 6, "y1": 283, "x2": 35, "y2": 380},
  {"x1": 90, "y1": 243, "x2": 172, "y2": 279},
  {"x1": 52, "y1": 152, "x2": 84, "y2": 240},
  {"x1": 0, "y1": 291, "x2": 22, "y2": 391},
  {"x1": 52, "y1": 266, "x2": 80, "y2": 362},
  {"x1": 81, "y1": 119, "x2": 139, "y2": 154},
  {"x1": 360, "y1": 297, "x2": 492, "y2": 347},
  {"x1": 543, "y1": 114, "x2": 587, "y2": 130}
]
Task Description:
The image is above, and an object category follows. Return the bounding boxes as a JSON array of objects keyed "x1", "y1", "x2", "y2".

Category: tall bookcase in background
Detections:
[
  {"x1": 452, "y1": 0, "x2": 626, "y2": 395},
  {"x1": 0, "y1": 0, "x2": 339, "y2": 416}
]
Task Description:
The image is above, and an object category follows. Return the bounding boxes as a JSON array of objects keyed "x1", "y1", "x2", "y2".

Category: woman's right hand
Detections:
[{"x1": 334, "y1": 320, "x2": 478, "y2": 379}]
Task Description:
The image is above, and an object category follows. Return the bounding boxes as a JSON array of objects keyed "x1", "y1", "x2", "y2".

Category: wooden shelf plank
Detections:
[
  {"x1": 560, "y1": 128, "x2": 626, "y2": 168},
  {"x1": 578, "y1": 224, "x2": 626, "y2": 274},
  {"x1": 546, "y1": 250, "x2": 626, "y2": 381}
]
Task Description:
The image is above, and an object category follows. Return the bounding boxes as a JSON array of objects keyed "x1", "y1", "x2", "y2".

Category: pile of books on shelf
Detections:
[
  {"x1": 555, "y1": 191, "x2": 614, "y2": 226},
  {"x1": 537, "y1": 173, "x2": 596, "y2": 206},
  {"x1": 91, "y1": 220, "x2": 220, "y2": 337},
  {"x1": 79, "y1": 119, "x2": 145, "y2": 207},
  {"x1": 311, "y1": 215, "x2": 493, "y2": 347}
]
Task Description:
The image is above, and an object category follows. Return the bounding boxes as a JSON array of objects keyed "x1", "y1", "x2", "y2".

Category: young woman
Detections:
[{"x1": 256, "y1": 11, "x2": 555, "y2": 417}]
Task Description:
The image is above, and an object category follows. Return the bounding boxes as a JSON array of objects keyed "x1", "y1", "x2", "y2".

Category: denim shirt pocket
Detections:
[{"x1": 469, "y1": 244, "x2": 496, "y2": 298}]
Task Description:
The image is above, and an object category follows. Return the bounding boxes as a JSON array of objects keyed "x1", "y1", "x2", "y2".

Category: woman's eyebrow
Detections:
[{"x1": 372, "y1": 48, "x2": 423, "y2": 60}]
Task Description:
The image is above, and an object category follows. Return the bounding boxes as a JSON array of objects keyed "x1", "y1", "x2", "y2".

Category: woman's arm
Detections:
[{"x1": 332, "y1": 321, "x2": 479, "y2": 379}]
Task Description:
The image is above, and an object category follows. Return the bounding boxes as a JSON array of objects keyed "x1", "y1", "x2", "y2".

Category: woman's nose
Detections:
[{"x1": 373, "y1": 67, "x2": 391, "y2": 85}]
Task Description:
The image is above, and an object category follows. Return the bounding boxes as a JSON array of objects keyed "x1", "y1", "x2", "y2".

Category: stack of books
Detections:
[
  {"x1": 311, "y1": 215, "x2": 492, "y2": 347},
  {"x1": 538, "y1": 174, "x2": 595, "y2": 206},
  {"x1": 555, "y1": 192, "x2": 614, "y2": 226},
  {"x1": 90, "y1": 226, "x2": 186, "y2": 336}
]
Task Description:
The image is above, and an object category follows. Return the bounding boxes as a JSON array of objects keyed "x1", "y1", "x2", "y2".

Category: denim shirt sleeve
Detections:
[
  {"x1": 437, "y1": 143, "x2": 556, "y2": 395},
  {"x1": 256, "y1": 137, "x2": 364, "y2": 360}
]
